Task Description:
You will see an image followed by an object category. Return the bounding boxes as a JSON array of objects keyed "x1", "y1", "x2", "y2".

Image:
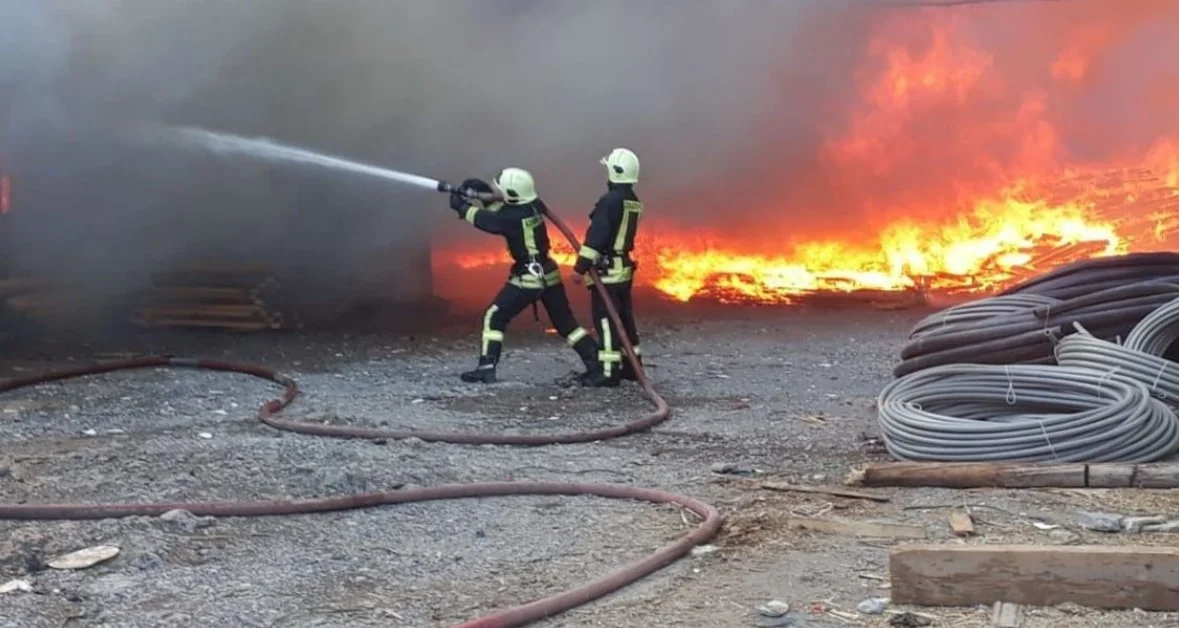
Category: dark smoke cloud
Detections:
[
  {"x1": 1, "y1": 0, "x2": 1176, "y2": 318},
  {"x1": 0, "y1": 0, "x2": 872, "y2": 314}
]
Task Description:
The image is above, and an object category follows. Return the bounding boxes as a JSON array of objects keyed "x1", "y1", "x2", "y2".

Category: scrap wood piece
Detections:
[
  {"x1": 890, "y1": 544, "x2": 1179, "y2": 611},
  {"x1": 948, "y1": 510, "x2": 975, "y2": 536},
  {"x1": 788, "y1": 516, "x2": 926, "y2": 539},
  {"x1": 760, "y1": 482, "x2": 890, "y2": 502},
  {"x1": 991, "y1": 602, "x2": 1024, "y2": 628},
  {"x1": 846, "y1": 462, "x2": 1179, "y2": 489}
]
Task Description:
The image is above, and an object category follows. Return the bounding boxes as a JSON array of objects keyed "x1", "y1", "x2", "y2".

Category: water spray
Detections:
[{"x1": 130, "y1": 123, "x2": 501, "y2": 203}]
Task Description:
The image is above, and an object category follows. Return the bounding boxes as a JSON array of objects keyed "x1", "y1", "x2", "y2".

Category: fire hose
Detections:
[{"x1": 0, "y1": 202, "x2": 723, "y2": 627}]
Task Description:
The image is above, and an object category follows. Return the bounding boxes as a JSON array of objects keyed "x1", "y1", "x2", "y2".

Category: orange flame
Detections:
[{"x1": 438, "y1": 11, "x2": 1179, "y2": 305}]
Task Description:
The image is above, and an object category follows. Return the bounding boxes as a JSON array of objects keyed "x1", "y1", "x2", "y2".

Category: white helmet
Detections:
[
  {"x1": 600, "y1": 148, "x2": 639, "y2": 184},
  {"x1": 493, "y1": 167, "x2": 537, "y2": 204}
]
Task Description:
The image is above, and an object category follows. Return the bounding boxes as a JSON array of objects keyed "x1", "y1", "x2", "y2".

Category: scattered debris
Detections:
[
  {"x1": 1142, "y1": 521, "x2": 1179, "y2": 533},
  {"x1": 1122, "y1": 515, "x2": 1167, "y2": 533},
  {"x1": 0, "y1": 579, "x2": 33, "y2": 594},
  {"x1": 47, "y1": 545, "x2": 120, "y2": 570},
  {"x1": 760, "y1": 482, "x2": 890, "y2": 503},
  {"x1": 712, "y1": 462, "x2": 756, "y2": 477},
  {"x1": 1047, "y1": 528, "x2": 1081, "y2": 545},
  {"x1": 888, "y1": 611, "x2": 934, "y2": 627},
  {"x1": 787, "y1": 516, "x2": 927, "y2": 539},
  {"x1": 948, "y1": 510, "x2": 975, "y2": 537},
  {"x1": 856, "y1": 597, "x2": 888, "y2": 614},
  {"x1": 1077, "y1": 511, "x2": 1123, "y2": 532},
  {"x1": 992, "y1": 601, "x2": 1025, "y2": 627},
  {"x1": 756, "y1": 600, "x2": 791, "y2": 617}
]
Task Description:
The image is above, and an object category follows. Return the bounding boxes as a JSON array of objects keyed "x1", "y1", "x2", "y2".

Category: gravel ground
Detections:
[{"x1": 2, "y1": 304, "x2": 1179, "y2": 628}]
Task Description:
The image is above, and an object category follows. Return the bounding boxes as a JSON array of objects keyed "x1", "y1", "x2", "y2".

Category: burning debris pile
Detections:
[{"x1": 130, "y1": 267, "x2": 294, "y2": 331}]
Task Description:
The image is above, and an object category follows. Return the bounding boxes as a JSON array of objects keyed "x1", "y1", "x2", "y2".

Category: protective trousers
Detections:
[
  {"x1": 477, "y1": 280, "x2": 599, "y2": 373},
  {"x1": 590, "y1": 279, "x2": 641, "y2": 384}
]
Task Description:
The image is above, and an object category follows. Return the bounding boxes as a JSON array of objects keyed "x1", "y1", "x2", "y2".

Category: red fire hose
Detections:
[{"x1": 0, "y1": 210, "x2": 723, "y2": 627}]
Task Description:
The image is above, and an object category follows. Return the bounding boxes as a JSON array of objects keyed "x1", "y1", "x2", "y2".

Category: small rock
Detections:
[
  {"x1": 856, "y1": 597, "x2": 888, "y2": 615},
  {"x1": 47, "y1": 545, "x2": 120, "y2": 570},
  {"x1": 1142, "y1": 520, "x2": 1179, "y2": 533},
  {"x1": 1077, "y1": 511, "x2": 1123, "y2": 532},
  {"x1": 158, "y1": 508, "x2": 214, "y2": 532},
  {"x1": 755, "y1": 616, "x2": 796, "y2": 628},
  {"x1": 756, "y1": 600, "x2": 791, "y2": 617},
  {"x1": 1123, "y1": 516, "x2": 1167, "y2": 533},
  {"x1": 160, "y1": 509, "x2": 194, "y2": 522},
  {"x1": 691, "y1": 544, "x2": 718, "y2": 557},
  {"x1": 1048, "y1": 528, "x2": 1081, "y2": 545},
  {"x1": 0, "y1": 579, "x2": 32, "y2": 594}
]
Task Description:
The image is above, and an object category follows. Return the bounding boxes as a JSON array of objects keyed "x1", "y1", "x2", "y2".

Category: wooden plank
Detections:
[
  {"x1": 1086, "y1": 464, "x2": 1135, "y2": 488},
  {"x1": 949, "y1": 511, "x2": 975, "y2": 537},
  {"x1": 890, "y1": 545, "x2": 1179, "y2": 611},
  {"x1": 850, "y1": 463, "x2": 1087, "y2": 488},
  {"x1": 760, "y1": 483, "x2": 890, "y2": 502},
  {"x1": 787, "y1": 517, "x2": 926, "y2": 539},
  {"x1": 850, "y1": 463, "x2": 1179, "y2": 489},
  {"x1": 1134, "y1": 465, "x2": 1179, "y2": 488},
  {"x1": 991, "y1": 602, "x2": 1024, "y2": 627}
]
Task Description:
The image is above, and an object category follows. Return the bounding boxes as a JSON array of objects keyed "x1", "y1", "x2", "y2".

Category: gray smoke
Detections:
[
  {"x1": 0, "y1": 0, "x2": 875, "y2": 313},
  {"x1": 2, "y1": 0, "x2": 1176, "y2": 319}
]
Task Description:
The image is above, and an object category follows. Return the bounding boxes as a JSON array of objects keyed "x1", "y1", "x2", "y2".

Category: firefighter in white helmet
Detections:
[
  {"x1": 448, "y1": 167, "x2": 609, "y2": 386},
  {"x1": 570, "y1": 148, "x2": 644, "y2": 386}
]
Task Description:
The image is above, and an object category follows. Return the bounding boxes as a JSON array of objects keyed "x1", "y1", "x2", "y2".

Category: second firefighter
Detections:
[{"x1": 571, "y1": 148, "x2": 645, "y2": 386}]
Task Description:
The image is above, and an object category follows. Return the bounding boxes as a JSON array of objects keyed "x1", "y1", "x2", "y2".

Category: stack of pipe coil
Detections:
[{"x1": 878, "y1": 252, "x2": 1179, "y2": 462}]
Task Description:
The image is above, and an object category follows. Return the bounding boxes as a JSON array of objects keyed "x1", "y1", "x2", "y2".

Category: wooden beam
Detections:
[
  {"x1": 890, "y1": 545, "x2": 1179, "y2": 611},
  {"x1": 847, "y1": 463, "x2": 1179, "y2": 489}
]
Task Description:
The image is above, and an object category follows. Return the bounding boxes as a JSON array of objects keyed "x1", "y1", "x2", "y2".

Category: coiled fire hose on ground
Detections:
[
  {"x1": 0, "y1": 208, "x2": 723, "y2": 628},
  {"x1": 879, "y1": 293, "x2": 1179, "y2": 463}
]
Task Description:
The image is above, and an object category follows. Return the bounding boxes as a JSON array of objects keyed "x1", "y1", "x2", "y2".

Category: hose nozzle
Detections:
[{"x1": 437, "y1": 180, "x2": 502, "y2": 204}]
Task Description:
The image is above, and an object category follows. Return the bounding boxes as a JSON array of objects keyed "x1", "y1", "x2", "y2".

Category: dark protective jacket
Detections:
[
  {"x1": 460, "y1": 198, "x2": 561, "y2": 285},
  {"x1": 573, "y1": 183, "x2": 643, "y2": 276}
]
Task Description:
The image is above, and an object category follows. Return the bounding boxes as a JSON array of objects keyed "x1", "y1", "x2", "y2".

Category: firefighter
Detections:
[
  {"x1": 570, "y1": 148, "x2": 644, "y2": 386},
  {"x1": 448, "y1": 168, "x2": 610, "y2": 386}
]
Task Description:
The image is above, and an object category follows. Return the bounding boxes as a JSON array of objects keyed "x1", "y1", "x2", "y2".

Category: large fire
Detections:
[{"x1": 438, "y1": 9, "x2": 1179, "y2": 305}]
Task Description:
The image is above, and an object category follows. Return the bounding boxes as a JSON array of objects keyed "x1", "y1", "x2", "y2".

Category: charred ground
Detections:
[{"x1": 1, "y1": 305, "x2": 1177, "y2": 628}]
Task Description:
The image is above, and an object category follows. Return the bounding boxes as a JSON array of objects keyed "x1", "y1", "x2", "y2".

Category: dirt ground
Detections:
[{"x1": 2, "y1": 303, "x2": 1179, "y2": 628}]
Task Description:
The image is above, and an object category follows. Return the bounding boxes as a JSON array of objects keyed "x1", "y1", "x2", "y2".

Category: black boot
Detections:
[
  {"x1": 460, "y1": 359, "x2": 497, "y2": 384},
  {"x1": 572, "y1": 337, "x2": 617, "y2": 387},
  {"x1": 620, "y1": 355, "x2": 644, "y2": 382},
  {"x1": 578, "y1": 366, "x2": 617, "y2": 388}
]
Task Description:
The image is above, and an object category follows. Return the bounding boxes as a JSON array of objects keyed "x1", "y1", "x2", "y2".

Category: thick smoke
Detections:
[
  {"x1": 0, "y1": 0, "x2": 873, "y2": 312},
  {"x1": 1, "y1": 0, "x2": 1177, "y2": 316}
]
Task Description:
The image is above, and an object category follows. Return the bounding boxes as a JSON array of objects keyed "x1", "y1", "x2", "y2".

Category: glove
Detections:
[{"x1": 449, "y1": 191, "x2": 468, "y2": 214}]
